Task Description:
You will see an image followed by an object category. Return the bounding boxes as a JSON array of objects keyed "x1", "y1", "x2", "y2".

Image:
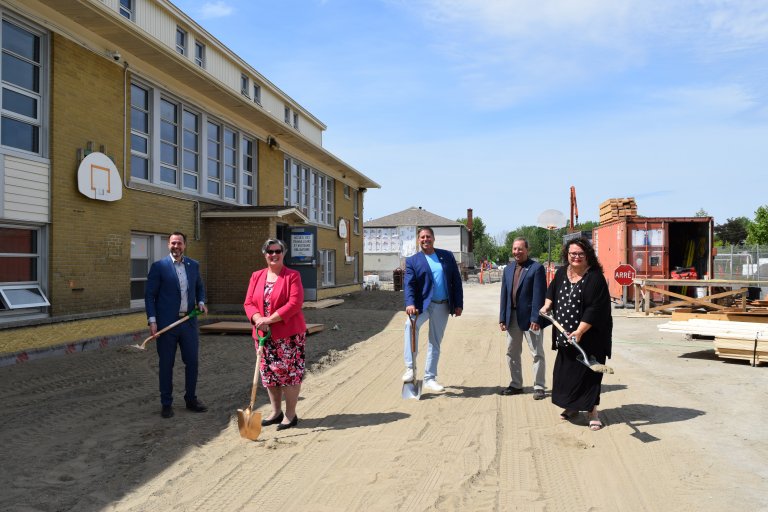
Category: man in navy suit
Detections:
[
  {"x1": 402, "y1": 227, "x2": 464, "y2": 392},
  {"x1": 145, "y1": 232, "x2": 208, "y2": 418},
  {"x1": 499, "y1": 237, "x2": 548, "y2": 399}
]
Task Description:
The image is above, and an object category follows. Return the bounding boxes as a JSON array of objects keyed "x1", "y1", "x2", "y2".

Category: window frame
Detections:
[
  {"x1": 130, "y1": 233, "x2": 168, "y2": 308},
  {"x1": 253, "y1": 83, "x2": 261, "y2": 105},
  {"x1": 0, "y1": 15, "x2": 48, "y2": 157},
  {"x1": 283, "y1": 156, "x2": 335, "y2": 227},
  {"x1": 0, "y1": 224, "x2": 49, "y2": 314},
  {"x1": 320, "y1": 249, "x2": 336, "y2": 287},
  {"x1": 194, "y1": 41, "x2": 205, "y2": 67},
  {"x1": 119, "y1": 0, "x2": 134, "y2": 21},
  {"x1": 175, "y1": 27, "x2": 187, "y2": 56},
  {"x1": 241, "y1": 74, "x2": 249, "y2": 97}
]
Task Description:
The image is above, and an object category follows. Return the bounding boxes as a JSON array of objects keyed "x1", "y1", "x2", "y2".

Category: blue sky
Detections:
[{"x1": 172, "y1": 0, "x2": 768, "y2": 241}]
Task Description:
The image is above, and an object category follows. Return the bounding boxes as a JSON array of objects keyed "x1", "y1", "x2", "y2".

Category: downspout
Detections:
[{"x1": 121, "y1": 60, "x2": 201, "y2": 240}]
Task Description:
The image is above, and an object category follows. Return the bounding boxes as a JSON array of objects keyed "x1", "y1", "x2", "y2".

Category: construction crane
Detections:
[{"x1": 569, "y1": 186, "x2": 579, "y2": 233}]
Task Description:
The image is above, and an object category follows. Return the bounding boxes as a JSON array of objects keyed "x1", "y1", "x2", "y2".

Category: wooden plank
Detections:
[
  {"x1": 303, "y1": 298, "x2": 344, "y2": 309},
  {"x1": 200, "y1": 322, "x2": 325, "y2": 335}
]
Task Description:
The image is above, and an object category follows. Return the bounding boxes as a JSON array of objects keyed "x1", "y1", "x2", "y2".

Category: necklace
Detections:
[{"x1": 567, "y1": 265, "x2": 586, "y2": 282}]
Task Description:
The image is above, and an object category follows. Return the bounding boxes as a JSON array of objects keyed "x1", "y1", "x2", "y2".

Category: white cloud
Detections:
[
  {"x1": 198, "y1": 1, "x2": 234, "y2": 19},
  {"x1": 651, "y1": 84, "x2": 758, "y2": 115}
]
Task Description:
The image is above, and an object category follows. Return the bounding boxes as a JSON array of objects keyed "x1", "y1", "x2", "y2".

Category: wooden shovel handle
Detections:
[{"x1": 409, "y1": 313, "x2": 418, "y2": 354}]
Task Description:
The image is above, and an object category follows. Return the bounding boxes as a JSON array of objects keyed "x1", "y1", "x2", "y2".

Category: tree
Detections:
[
  {"x1": 457, "y1": 216, "x2": 498, "y2": 264},
  {"x1": 746, "y1": 205, "x2": 768, "y2": 245},
  {"x1": 694, "y1": 208, "x2": 710, "y2": 218},
  {"x1": 714, "y1": 217, "x2": 751, "y2": 245}
]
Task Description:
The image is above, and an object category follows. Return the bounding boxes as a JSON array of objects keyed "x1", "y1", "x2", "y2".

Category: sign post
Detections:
[{"x1": 614, "y1": 264, "x2": 636, "y2": 308}]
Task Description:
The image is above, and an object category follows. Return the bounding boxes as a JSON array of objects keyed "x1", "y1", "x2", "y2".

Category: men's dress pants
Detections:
[
  {"x1": 404, "y1": 301, "x2": 450, "y2": 381},
  {"x1": 156, "y1": 320, "x2": 199, "y2": 406},
  {"x1": 506, "y1": 321, "x2": 546, "y2": 390}
]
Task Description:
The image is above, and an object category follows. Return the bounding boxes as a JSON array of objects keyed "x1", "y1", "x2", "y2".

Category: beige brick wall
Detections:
[{"x1": 203, "y1": 217, "x2": 274, "y2": 308}]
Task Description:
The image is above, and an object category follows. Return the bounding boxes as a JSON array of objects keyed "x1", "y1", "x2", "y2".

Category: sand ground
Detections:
[{"x1": 1, "y1": 283, "x2": 766, "y2": 511}]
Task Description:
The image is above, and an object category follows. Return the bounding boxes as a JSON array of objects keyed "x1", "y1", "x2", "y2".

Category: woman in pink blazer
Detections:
[{"x1": 243, "y1": 238, "x2": 307, "y2": 431}]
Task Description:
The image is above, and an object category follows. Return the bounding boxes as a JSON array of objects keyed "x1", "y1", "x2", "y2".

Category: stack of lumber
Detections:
[
  {"x1": 599, "y1": 197, "x2": 638, "y2": 224},
  {"x1": 658, "y1": 318, "x2": 768, "y2": 365}
]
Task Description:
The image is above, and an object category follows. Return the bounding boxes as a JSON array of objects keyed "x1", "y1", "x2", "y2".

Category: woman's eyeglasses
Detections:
[
  {"x1": 265, "y1": 249, "x2": 283, "y2": 255},
  {"x1": 568, "y1": 252, "x2": 585, "y2": 258}
]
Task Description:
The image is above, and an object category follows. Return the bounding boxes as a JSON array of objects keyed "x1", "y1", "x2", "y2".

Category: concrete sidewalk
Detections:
[{"x1": 0, "y1": 312, "x2": 241, "y2": 367}]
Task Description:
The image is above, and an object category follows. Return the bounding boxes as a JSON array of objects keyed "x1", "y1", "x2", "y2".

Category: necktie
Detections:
[{"x1": 512, "y1": 264, "x2": 523, "y2": 307}]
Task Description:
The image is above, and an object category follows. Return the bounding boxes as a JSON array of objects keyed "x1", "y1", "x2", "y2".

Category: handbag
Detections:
[{"x1": 237, "y1": 328, "x2": 270, "y2": 440}]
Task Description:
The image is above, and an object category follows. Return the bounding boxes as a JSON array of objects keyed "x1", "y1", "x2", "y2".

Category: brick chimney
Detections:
[{"x1": 466, "y1": 208, "x2": 473, "y2": 252}]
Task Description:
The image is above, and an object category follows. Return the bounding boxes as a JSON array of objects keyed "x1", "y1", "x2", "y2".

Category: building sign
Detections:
[
  {"x1": 77, "y1": 152, "x2": 123, "y2": 201},
  {"x1": 291, "y1": 231, "x2": 314, "y2": 260},
  {"x1": 364, "y1": 226, "x2": 418, "y2": 256}
]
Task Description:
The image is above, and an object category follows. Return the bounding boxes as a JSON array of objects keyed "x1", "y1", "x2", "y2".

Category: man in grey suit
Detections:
[{"x1": 499, "y1": 237, "x2": 548, "y2": 399}]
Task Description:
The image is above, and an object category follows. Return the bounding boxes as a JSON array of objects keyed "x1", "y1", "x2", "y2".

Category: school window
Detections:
[
  {"x1": 223, "y1": 128, "x2": 237, "y2": 200},
  {"x1": 320, "y1": 250, "x2": 335, "y2": 286},
  {"x1": 130, "y1": 83, "x2": 150, "y2": 180},
  {"x1": 284, "y1": 156, "x2": 334, "y2": 227},
  {"x1": 344, "y1": 184, "x2": 350, "y2": 199},
  {"x1": 353, "y1": 190, "x2": 360, "y2": 234},
  {"x1": 1, "y1": 17, "x2": 46, "y2": 156},
  {"x1": 0, "y1": 226, "x2": 49, "y2": 312},
  {"x1": 194, "y1": 41, "x2": 205, "y2": 67},
  {"x1": 241, "y1": 75, "x2": 249, "y2": 96},
  {"x1": 241, "y1": 136, "x2": 256, "y2": 205},
  {"x1": 284, "y1": 106, "x2": 291, "y2": 124},
  {"x1": 206, "y1": 121, "x2": 221, "y2": 195},
  {"x1": 182, "y1": 109, "x2": 200, "y2": 190},
  {"x1": 175, "y1": 27, "x2": 186, "y2": 55},
  {"x1": 130, "y1": 234, "x2": 168, "y2": 307},
  {"x1": 119, "y1": 0, "x2": 134, "y2": 20},
  {"x1": 130, "y1": 81, "x2": 257, "y2": 205},
  {"x1": 253, "y1": 84, "x2": 261, "y2": 104},
  {"x1": 159, "y1": 98, "x2": 179, "y2": 185},
  {"x1": 292, "y1": 112, "x2": 299, "y2": 130}
]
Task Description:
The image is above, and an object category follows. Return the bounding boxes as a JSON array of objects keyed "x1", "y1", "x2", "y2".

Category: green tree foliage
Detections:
[
  {"x1": 694, "y1": 208, "x2": 710, "y2": 217},
  {"x1": 457, "y1": 216, "x2": 496, "y2": 263},
  {"x1": 714, "y1": 217, "x2": 751, "y2": 245},
  {"x1": 746, "y1": 205, "x2": 768, "y2": 245}
]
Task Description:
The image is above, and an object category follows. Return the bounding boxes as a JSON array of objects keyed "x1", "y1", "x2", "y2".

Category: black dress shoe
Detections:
[
  {"x1": 185, "y1": 399, "x2": 208, "y2": 413},
  {"x1": 161, "y1": 405, "x2": 174, "y2": 418},
  {"x1": 500, "y1": 386, "x2": 523, "y2": 396},
  {"x1": 276, "y1": 415, "x2": 298, "y2": 431},
  {"x1": 261, "y1": 411, "x2": 284, "y2": 427}
]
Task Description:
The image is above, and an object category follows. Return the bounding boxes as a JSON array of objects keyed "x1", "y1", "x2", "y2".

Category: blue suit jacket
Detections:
[
  {"x1": 404, "y1": 249, "x2": 464, "y2": 314},
  {"x1": 499, "y1": 260, "x2": 548, "y2": 330},
  {"x1": 145, "y1": 255, "x2": 206, "y2": 330}
]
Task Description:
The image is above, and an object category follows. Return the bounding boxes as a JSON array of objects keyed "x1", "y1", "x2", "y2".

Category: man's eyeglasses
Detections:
[
  {"x1": 265, "y1": 249, "x2": 283, "y2": 255},
  {"x1": 568, "y1": 252, "x2": 585, "y2": 258}
]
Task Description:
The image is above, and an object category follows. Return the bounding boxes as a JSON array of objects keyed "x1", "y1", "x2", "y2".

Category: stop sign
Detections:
[{"x1": 614, "y1": 264, "x2": 636, "y2": 286}]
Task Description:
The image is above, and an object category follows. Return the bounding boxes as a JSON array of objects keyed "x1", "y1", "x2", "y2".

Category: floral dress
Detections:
[{"x1": 259, "y1": 281, "x2": 306, "y2": 387}]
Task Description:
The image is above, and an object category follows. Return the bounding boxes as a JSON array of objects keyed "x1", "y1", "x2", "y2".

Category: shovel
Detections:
[
  {"x1": 237, "y1": 328, "x2": 270, "y2": 441},
  {"x1": 540, "y1": 312, "x2": 614, "y2": 374},
  {"x1": 401, "y1": 313, "x2": 421, "y2": 400},
  {"x1": 132, "y1": 308, "x2": 203, "y2": 350}
]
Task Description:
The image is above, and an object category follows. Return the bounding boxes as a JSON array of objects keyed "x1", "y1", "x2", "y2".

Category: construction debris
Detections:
[{"x1": 658, "y1": 318, "x2": 767, "y2": 366}]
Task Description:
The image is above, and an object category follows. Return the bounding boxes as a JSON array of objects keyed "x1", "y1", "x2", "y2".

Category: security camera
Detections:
[{"x1": 111, "y1": 51, "x2": 121, "y2": 61}]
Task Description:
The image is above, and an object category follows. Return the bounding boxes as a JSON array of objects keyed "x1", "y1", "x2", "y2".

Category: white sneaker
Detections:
[
  {"x1": 402, "y1": 368, "x2": 414, "y2": 382},
  {"x1": 424, "y1": 379, "x2": 444, "y2": 392}
]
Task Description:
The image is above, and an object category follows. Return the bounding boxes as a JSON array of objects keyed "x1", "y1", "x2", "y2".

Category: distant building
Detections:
[{"x1": 363, "y1": 207, "x2": 471, "y2": 278}]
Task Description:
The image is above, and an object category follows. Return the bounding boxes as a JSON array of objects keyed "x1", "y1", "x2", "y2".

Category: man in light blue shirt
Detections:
[{"x1": 402, "y1": 227, "x2": 464, "y2": 392}]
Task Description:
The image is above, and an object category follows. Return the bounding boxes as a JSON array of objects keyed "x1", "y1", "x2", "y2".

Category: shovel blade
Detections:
[
  {"x1": 237, "y1": 407, "x2": 262, "y2": 440},
  {"x1": 402, "y1": 379, "x2": 422, "y2": 400}
]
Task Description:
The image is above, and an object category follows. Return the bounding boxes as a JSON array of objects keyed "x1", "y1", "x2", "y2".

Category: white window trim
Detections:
[
  {"x1": 175, "y1": 27, "x2": 187, "y2": 55},
  {"x1": 194, "y1": 41, "x2": 205, "y2": 67},
  {"x1": 0, "y1": 284, "x2": 50, "y2": 309}
]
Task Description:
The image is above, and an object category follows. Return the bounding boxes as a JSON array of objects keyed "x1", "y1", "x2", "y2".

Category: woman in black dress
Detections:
[{"x1": 540, "y1": 237, "x2": 612, "y2": 430}]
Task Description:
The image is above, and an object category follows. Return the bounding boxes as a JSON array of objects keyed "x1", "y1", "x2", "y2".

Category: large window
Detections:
[
  {"x1": 130, "y1": 82, "x2": 257, "y2": 205},
  {"x1": 284, "y1": 157, "x2": 334, "y2": 226},
  {"x1": 1, "y1": 17, "x2": 45, "y2": 155},
  {"x1": 0, "y1": 226, "x2": 49, "y2": 311}
]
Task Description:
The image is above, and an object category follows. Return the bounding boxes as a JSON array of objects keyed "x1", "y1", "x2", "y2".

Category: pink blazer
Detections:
[{"x1": 243, "y1": 266, "x2": 307, "y2": 340}]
